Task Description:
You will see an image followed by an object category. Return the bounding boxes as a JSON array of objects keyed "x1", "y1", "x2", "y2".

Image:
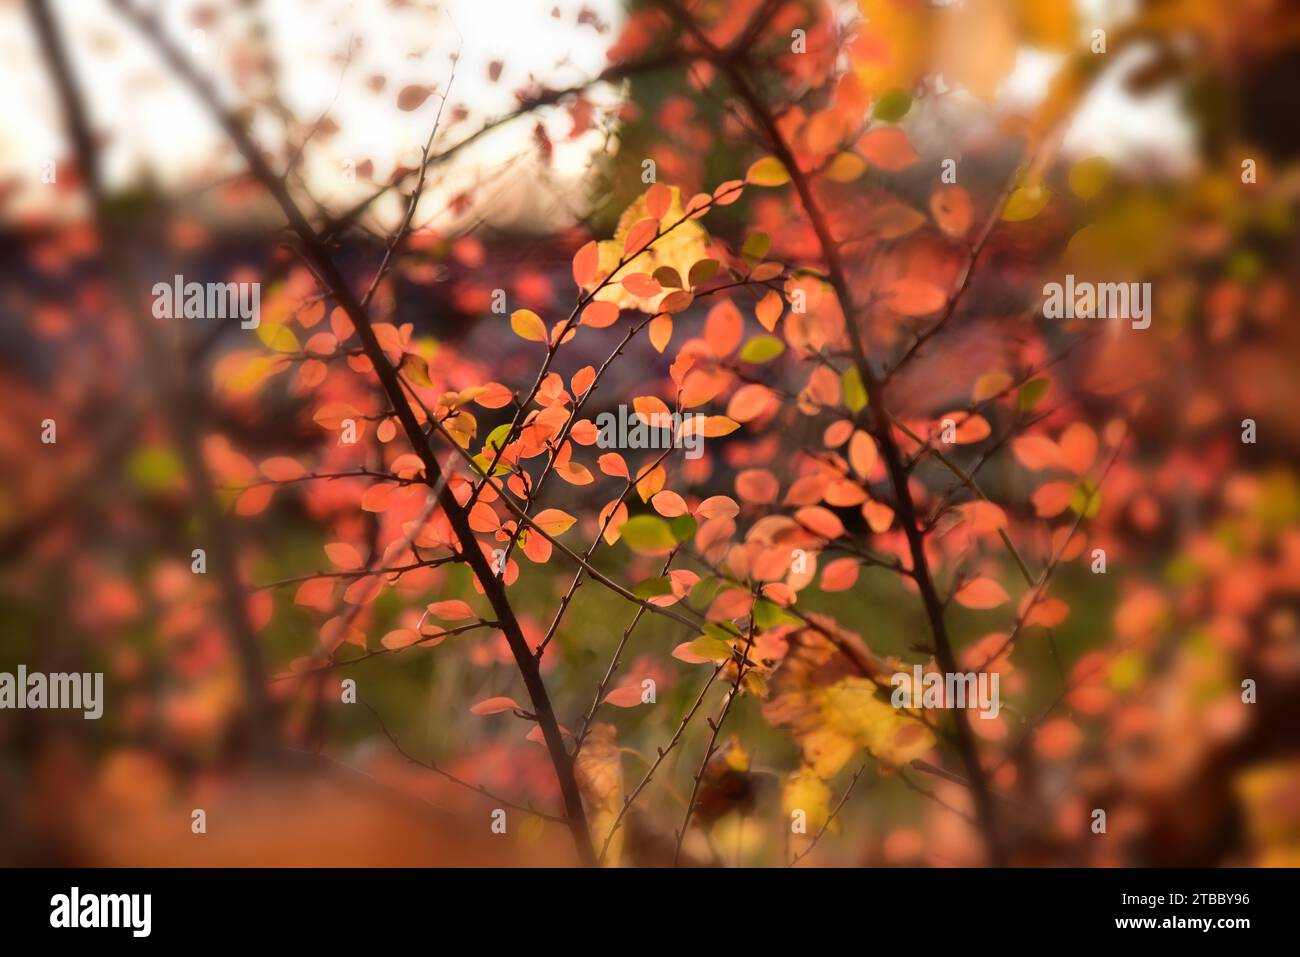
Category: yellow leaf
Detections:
[
  {"x1": 532, "y1": 507, "x2": 576, "y2": 536},
  {"x1": 762, "y1": 621, "x2": 934, "y2": 777},
  {"x1": 257, "y1": 322, "x2": 299, "y2": 353},
  {"x1": 783, "y1": 769, "x2": 835, "y2": 835},
  {"x1": 826, "y1": 152, "x2": 867, "y2": 182},
  {"x1": 586, "y1": 187, "x2": 710, "y2": 313},
  {"x1": 746, "y1": 156, "x2": 790, "y2": 187},
  {"x1": 1068, "y1": 156, "x2": 1111, "y2": 200},
  {"x1": 1002, "y1": 185, "x2": 1050, "y2": 222},
  {"x1": 510, "y1": 308, "x2": 547, "y2": 342},
  {"x1": 575, "y1": 724, "x2": 624, "y2": 866},
  {"x1": 648, "y1": 314, "x2": 673, "y2": 353}
]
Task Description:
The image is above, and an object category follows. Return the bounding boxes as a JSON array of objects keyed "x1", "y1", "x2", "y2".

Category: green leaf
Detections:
[
  {"x1": 703, "y1": 621, "x2": 744, "y2": 642},
  {"x1": 484, "y1": 423, "x2": 514, "y2": 451},
  {"x1": 1017, "y1": 378, "x2": 1050, "y2": 411},
  {"x1": 842, "y1": 366, "x2": 868, "y2": 413},
  {"x1": 742, "y1": 233, "x2": 770, "y2": 263},
  {"x1": 873, "y1": 89, "x2": 912, "y2": 123},
  {"x1": 688, "y1": 575, "x2": 723, "y2": 607},
  {"x1": 669, "y1": 514, "x2": 698, "y2": 543},
  {"x1": 471, "y1": 451, "x2": 513, "y2": 477},
  {"x1": 633, "y1": 576, "x2": 673, "y2": 599},
  {"x1": 1070, "y1": 478, "x2": 1102, "y2": 519},
  {"x1": 688, "y1": 635, "x2": 733, "y2": 661},
  {"x1": 739, "y1": 335, "x2": 786, "y2": 364},
  {"x1": 753, "y1": 597, "x2": 798, "y2": 629},
  {"x1": 128, "y1": 446, "x2": 182, "y2": 492},
  {"x1": 652, "y1": 265, "x2": 683, "y2": 289},
  {"x1": 620, "y1": 515, "x2": 677, "y2": 555},
  {"x1": 688, "y1": 258, "x2": 720, "y2": 287}
]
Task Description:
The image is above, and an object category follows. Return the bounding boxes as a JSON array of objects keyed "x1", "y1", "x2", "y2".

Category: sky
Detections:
[{"x1": 0, "y1": 0, "x2": 1195, "y2": 229}]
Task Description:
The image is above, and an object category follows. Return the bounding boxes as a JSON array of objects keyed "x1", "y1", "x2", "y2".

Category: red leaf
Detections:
[
  {"x1": 469, "y1": 696, "x2": 521, "y2": 716},
  {"x1": 572, "y1": 240, "x2": 599, "y2": 286},
  {"x1": 955, "y1": 577, "x2": 1009, "y2": 609},
  {"x1": 426, "y1": 600, "x2": 474, "y2": 621},
  {"x1": 603, "y1": 684, "x2": 646, "y2": 708}
]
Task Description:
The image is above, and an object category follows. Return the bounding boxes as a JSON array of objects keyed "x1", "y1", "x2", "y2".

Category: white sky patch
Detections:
[
  {"x1": 999, "y1": 45, "x2": 1198, "y2": 175},
  {"x1": 0, "y1": 0, "x2": 624, "y2": 226},
  {"x1": 0, "y1": 0, "x2": 1197, "y2": 226}
]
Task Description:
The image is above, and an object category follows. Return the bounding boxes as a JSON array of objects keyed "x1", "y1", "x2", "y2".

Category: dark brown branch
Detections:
[
  {"x1": 27, "y1": 0, "x2": 279, "y2": 757},
  {"x1": 109, "y1": 0, "x2": 597, "y2": 865},
  {"x1": 655, "y1": 0, "x2": 1008, "y2": 863}
]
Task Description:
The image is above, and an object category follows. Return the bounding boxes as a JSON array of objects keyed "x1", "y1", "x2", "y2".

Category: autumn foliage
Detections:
[{"x1": 3, "y1": 0, "x2": 1299, "y2": 867}]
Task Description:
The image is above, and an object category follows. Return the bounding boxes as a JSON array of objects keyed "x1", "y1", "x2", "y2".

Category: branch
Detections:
[
  {"x1": 28, "y1": 0, "x2": 279, "y2": 756},
  {"x1": 655, "y1": 0, "x2": 1008, "y2": 862},
  {"x1": 110, "y1": 0, "x2": 597, "y2": 865},
  {"x1": 673, "y1": 612, "x2": 757, "y2": 865}
]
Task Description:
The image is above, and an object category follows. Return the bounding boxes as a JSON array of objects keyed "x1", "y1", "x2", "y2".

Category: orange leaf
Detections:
[
  {"x1": 645, "y1": 183, "x2": 671, "y2": 219},
  {"x1": 581, "y1": 300, "x2": 619, "y2": 328},
  {"x1": 603, "y1": 684, "x2": 646, "y2": 708},
  {"x1": 887, "y1": 277, "x2": 947, "y2": 316},
  {"x1": 294, "y1": 576, "x2": 334, "y2": 611},
  {"x1": 1032, "y1": 481, "x2": 1074, "y2": 518},
  {"x1": 727, "y1": 383, "x2": 776, "y2": 423},
  {"x1": 235, "y1": 485, "x2": 273, "y2": 516},
  {"x1": 955, "y1": 577, "x2": 1009, "y2": 609},
  {"x1": 1058, "y1": 422, "x2": 1097, "y2": 475},
  {"x1": 426, "y1": 599, "x2": 475, "y2": 621},
  {"x1": 260, "y1": 456, "x2": 304, "y2": 481},
  {"x1": 325, "y1": 542, "x2": 363, "y2": 570},
  {"x1": 755, "y1": 290, "x2": 783, "y2": 331},
  {"x1": 361, "y1": 482, "x2": 398, "y2": 512},
  {"x1": 635, "y1": 463, "x2": 666, "y2": 501},
  {"x1": 648, "y1": 314, "x2": 673, "y2": 353},
  {"x1": 624, "y1": 218, "x2": 658, "y2": 256},
  {"x1": 856, "y1": 127, "x2": 918, "y2": 170},
  {"x1": 598, "y1": 453, "x2": 629, "y2": 479},
  {"x1": 861, "y1": 500, "x2": 895, "y2": 532},
  {"x1": 795, "y1": 506, "x2": 845, "y2": 539},
  {"x1": 930, "y1": 186, "x2": 973, "y2": 238},
  {"x1": 380, "y1": 628, "x2": 422, "y2": 650},
  {"x1": 1034, "y1": 718, "x2": 1082, "y2": 759},
  {"x1": 820, "y1": 557, "x2": 860, "y2": 592},
  {"x1": 469, "y1": 501, "x2": 501, "y2": 532},
  {"x1": 396, "y1": 84, "x2": 433, "y2": 111},
  {"x1": 1012, "y1": 435, "x2": 1065, "y2": 471},
  {"x1": 572, "y1": 240, "x2": 599, "y2": 286},
  {"x1": 599, "y1": 500, "x2": 629, "y2": 545},
  {"x1": 696, "y1": 495, "x2": 740, "y2": 519},
  {"x1": 651, "y1": 490, "x2": 689, "y2": 517},
  {"x1": 704, "y1": 300, "x2": 743, "y2": 356},
  {"x1": 571, "y1": 366, "x2": 596, "y2": 396},
  {"x1": 475, "y1": 382, "x2": 514, "y2": 408},
  {"x1": 848, "y1": 430, "x2": 878, "y2": 476},
  {"x1": 470, "y1": 696, "x2": 520, "y2": 716},
  {"x1": 532, "y1": 507, "x2": 577, "y2": 535},
  {"x1": 622, "y1": 272, "x2": 661, "y2": 298},
  {"x1": 736, "y1": 469, "x2": 779, "y2": 504}
]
